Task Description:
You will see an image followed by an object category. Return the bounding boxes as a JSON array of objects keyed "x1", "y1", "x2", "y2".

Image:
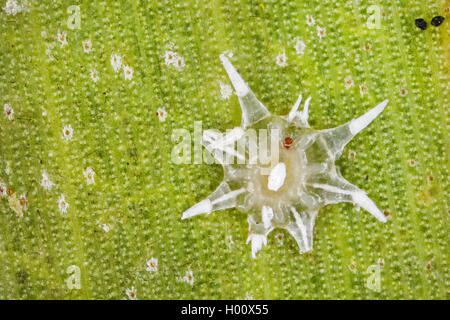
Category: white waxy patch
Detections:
[
  {"x1": 287, "y1": 93, "x2": 302, "y2": 122},
  {"x1": 181, "y1": 199, "x2": 212, "y2": 220},
  {"x1": 267, "y1": 163, "x2": 286, "y2": 192},
  {"x1": 246, "y1": 233, "x2": 268, "y2": 259},
  {"x1": 220, "y1": 54, "x2": 249, "y2": 96},
  {"x1": 262, "y1": 206, "x2": 274, "y2": 229},
  {"x1": 352, "y1": 191, "x2": 387, "y2": 223},
  {"x1": 349, "y1": 99, "x2": 388, "y2": 135}
]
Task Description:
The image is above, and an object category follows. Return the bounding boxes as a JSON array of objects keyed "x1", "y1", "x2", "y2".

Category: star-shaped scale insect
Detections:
[{"x1": 182, "y1": 54, "x2": 389, "y2": 258}]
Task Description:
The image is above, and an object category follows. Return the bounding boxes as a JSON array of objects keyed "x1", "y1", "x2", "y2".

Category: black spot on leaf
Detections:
[
  {"x1": 415, "y1": 18, "x2": 427, "y2": 30},
  {"x1": 431, "y1": 16, "x2": 445, "y2": 27}
]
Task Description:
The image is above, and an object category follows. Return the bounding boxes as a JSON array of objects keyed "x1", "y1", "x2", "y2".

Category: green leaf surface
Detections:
[{"x1": 0, "y1": 0, "x2": 448, "y2": 299}]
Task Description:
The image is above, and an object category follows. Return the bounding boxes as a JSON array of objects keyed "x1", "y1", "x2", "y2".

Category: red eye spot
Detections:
[{"x1": 283, "y1": 137, "x2": 293, "y2": 149}]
